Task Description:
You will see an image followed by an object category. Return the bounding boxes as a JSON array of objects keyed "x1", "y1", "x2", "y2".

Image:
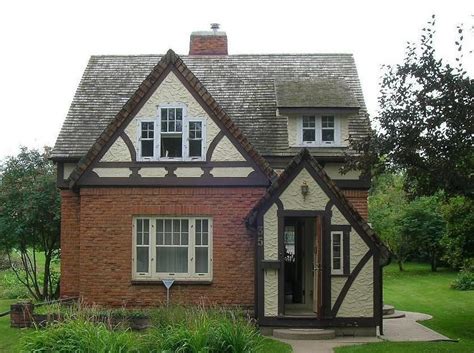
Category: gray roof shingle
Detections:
[{"x1": 52, "y1": 54, "x2": 370, "y2": 159}]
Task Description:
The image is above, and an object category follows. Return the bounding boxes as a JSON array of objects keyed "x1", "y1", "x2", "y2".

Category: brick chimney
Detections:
[{"x1": 189, "y1": 23, "x2": 228, "y2": 55}]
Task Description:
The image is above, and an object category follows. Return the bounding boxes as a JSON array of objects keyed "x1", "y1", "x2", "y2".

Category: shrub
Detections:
[
  {"x1": 21, "y1": 319, "x2": 140, "y2": 353},
  {"x1": 0, "y1": 270, "x2": 30, "y2": 299},
  {"x1": 451, "y1": 270, "x2": 474, "y2": 291}
]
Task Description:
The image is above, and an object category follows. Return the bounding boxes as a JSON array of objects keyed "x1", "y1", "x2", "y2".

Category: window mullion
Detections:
[{"x1": 189, "y1": 218, "x2": 195, "y2": 278}]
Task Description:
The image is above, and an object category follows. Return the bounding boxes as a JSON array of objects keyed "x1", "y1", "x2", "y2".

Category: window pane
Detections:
[
  {"x1": 322, "y1": 129, "x2": 334, "y2": 142},
  {"x1": 195, "y1": 232, "x2": 201, "y2": 246},
  {"x1": 333, "y1": 233, "x2": 341, "y2": 245},
  {"x1": 137, "y1": 219, "x2": 143, "y2": 233},
  {"x1": 136, "y1": 247, "x2": 149, "y2": 273},
  {"x1": 181, "y1": 231, "x2": 188, "y2": 245},
  {"x1": 169, "y1": 121, "x2": 175, "y2": 132},
  {"x1": 169, "y1": 108, "x2": 175, "y2": 121},
  {"x1": 189, "y1": 140, "x2": 202, "y2": 157},
  {"x1": 333, "y1": 258, "x2": 341, "y2": 270},
  {"x1": 161, "y1": 108, "x2": 168, "y2": 120},
  {"x1": 176, "y1": 120, "x2": 182, "y2": 132},
  {"x1": 202, "y1": 232, "x2": 208, "y2": 246},
  {"x1": 303, "y1": 116, "x2": 316, "y2": 128},
  {"x1": 161, "y1": 121, "x2": 167, "y2": 132},
  {"x1": 141, "y1": 140, "x2": 154, "y2": 157},
  {"x1": 202, "y1": 219, "x2": 208, "y2": 232},
  {"x1": 157, "y1": 247, "x2": 188, "y2": 273},
  {"x1": 322, "y1": 116, "x2": 334, "y2": 128},
  {"x1": 176, "y1": 108, "x2": 182, "y2": 120},
  {"x1": 157, "y1": 232, "x2": 163, "y2": 245},
  {"x1": 196, "y1": 219, "x2": 201, "y2": 233},
  {"x1": 303, "y1": 129, "x2": 315, "y2": 142},
  {"x1": 195, "y1": 247, "x2": 208, "y2": 273},
  {"x1": 333, "y1": 246, "x2": 341, "y2": 258},
  {"x1": 161, "y1": 136, "x2": 182, "y2": 158},
  {"x1": 157, "y1": 220, "x2": 163, "y2": 232}
]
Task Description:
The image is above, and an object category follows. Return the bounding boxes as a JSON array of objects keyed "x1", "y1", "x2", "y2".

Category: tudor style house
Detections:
[{"x1": 52, "y1": 27, "x2": 389, "y2": 336}]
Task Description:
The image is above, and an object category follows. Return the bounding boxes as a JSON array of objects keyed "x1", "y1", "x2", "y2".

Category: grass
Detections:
[
  {"x1": 335, "y1": 262, "x2": 474, "y2": 353},
  {"x1": 0, "y1": 299, "x2": 23, "y2": 353}
]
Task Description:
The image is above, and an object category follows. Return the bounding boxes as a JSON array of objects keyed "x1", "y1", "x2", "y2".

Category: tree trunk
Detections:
[
  {"x1": 398, "y1": 259, "x2": 404, "y2": 271},
  {"x1": 431, "y1": 252, "x2": 438, "y2": 272},
  {"x1": 42, "y1": 251, "x2": 52, "y2": 301}
]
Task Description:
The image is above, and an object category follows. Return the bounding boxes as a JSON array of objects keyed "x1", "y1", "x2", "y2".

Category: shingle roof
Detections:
[
  {"x1": 52, "y1": 53, "x2": 370, "y2": 159},
  {"x1": 275, "y1": 80, "x2": 360, "y2": 108}
]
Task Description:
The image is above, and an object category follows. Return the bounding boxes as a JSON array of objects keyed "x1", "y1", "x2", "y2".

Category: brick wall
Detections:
[
  {"x1": 63, "y1": 187, "x2": 265, "y2": 307},
  {"x1": 60, "y1": 190, "x2": 81, "y2": 297},
  {"x1": 189, "y1": 34, "x2": 228, "y2": 55},
  {"x1": 342, "y1": 189, "x2": 369, "y2": 220}
]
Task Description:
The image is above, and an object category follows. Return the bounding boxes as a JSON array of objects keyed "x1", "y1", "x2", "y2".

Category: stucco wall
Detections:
[
  {"x1": 324, "y1": 163, "x2": 361, "y2": 180},
  {"x1": 337, "y1": 257, "x2": 374, "y2": 317},
  {"x1": 350, "y1": 230, "x2": 369, "y2": 272},
  {"x1": 279, "y1": 168, "x2": 329, "y2": 210},
  {"x1": 63, "y1": 163, "x2": 76, "y2": 180},
  {"x1": 100, "y1": 137, "x2": 131, "y2": 162},
  {"x1": 264, "y1": 269, "x2": 279, "y2": 316},
  {"x1": 211, "y1": 136, "x2": 245, "y2": 161}
]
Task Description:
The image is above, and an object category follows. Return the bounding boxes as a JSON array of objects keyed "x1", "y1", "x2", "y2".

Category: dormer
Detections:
[{"x1": 275, "y1": 80, "x2": 360, "y2": 148}]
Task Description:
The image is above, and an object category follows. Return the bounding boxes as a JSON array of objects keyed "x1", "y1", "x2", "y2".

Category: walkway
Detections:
[{"x1": 276, "y1": 310, "x2": 453, "y2": 353}]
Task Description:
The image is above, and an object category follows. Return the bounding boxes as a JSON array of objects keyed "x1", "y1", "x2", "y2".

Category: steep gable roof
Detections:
[
  {"x1": 247, "y1": 148, "x2": 389, "y2": 262},
  {"x1": 67, "y1": 50, "x2": 275, "y2": 188},
  {"x1": 52, "y1": 54, "x2": 369, "y2": 159}
]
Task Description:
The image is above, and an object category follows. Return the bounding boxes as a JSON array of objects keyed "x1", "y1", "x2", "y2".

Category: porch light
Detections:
[{"x1": 301, "y1": 181, "x2": 309, "y2": 198}]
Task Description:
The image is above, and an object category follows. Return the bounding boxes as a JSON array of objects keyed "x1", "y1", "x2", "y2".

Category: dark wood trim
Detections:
[
  {"x1": 206, "y1": 131, "x2": 224, "y2": 161},
  {"x1": 374, "y1": 252, "x2": 383, "y2": 334},
  {"x1": 94, "y1": 161, "x2": 252, "y2": 168},
  {"x1": 343, "y1": 230, "x2": 351, "y2": 275},
  {"x1": 322, "y1": 214, "x2": 332, "y2": 317},
  {"x1": 259, "y1": 316, "x2": 376, "y2": 328},
  {"x1": 78, "y1": 173, "x2": 269, "y2": 187},
  {"x1": 56, "y1": 163, "x2": 69, "y2": 189},
  {"x1": 120, "y1": 132, "x2": 136, "y2": 162},
  {"x1": 277, "y1": 107, "x2": 360, "y2": 115},
  {"x1": 331, "y1": 250, "x2": 372, "y2": 317},
  {"x1": 278, "y1": 213, "x2": 285, "y2": 316},
  {"x1": 275, "y1": 198, "x2": 284, "y2": 210},
  {"x1": 261, "y1": 260, "x2": 281, "y2": 270},
  {"x1": 277, "y1": 210, "x2": 326, "y2": 218},
  {"x1": 256, "y1": 215, "x2": 264, "y2": 321},
  {"x1": 334, "y1": 179, "x2": 371, "y2": 189}
]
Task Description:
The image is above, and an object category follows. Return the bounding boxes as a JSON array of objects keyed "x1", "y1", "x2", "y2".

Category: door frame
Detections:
[{"x1": 277, "y1": 210, "x2": 331, "y2": 318}]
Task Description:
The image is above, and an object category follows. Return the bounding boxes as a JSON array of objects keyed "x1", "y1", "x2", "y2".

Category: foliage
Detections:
[
  {"x1": 440, "y1": 196, "x2": 474, "y2": 269},
  {"x1": 451, "y1": 270, "x2": 474, "y2": 291},
  {"x1": 0, "y1": 270, "x2": 30, "y2": 299},
  {"x1": 21, "y1": 319, "x2": 139, "y2": 353},
  {"x1": 346, "y1": 16, "x2": 474, "y2": 198},
  {"x1": 369, "y1": 173, "x2": 411, "y2": 270},
  {"x1": 399, "y1": 195, "x2": 445, "y2": 271},
  {"x1": 19, "y1": 305, "x2": 271, "y2": 353},
  {"x1": 0, "y1": 147, "x2": 60, "y2": 301}
]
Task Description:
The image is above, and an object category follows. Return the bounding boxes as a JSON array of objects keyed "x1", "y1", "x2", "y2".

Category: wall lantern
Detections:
[{"x1": 301, "y1": 181, "x2": 309, "y2": 199}]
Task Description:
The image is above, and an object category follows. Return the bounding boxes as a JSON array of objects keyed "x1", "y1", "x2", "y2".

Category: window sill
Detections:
[
  {"x1": 131, "y1": 279, "x2": 213, "y2": 285},
  {"x1": 292, "y1": 144, "x2": 347, "y2": 148}
]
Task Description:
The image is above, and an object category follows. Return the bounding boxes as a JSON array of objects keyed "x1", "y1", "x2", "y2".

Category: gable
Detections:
[
  {"x1": 100, "y1": 71, "x2": 245, "y2": 164},
  {"x1": 67, "y1": 50, "x2": 274, "y2": 188}
]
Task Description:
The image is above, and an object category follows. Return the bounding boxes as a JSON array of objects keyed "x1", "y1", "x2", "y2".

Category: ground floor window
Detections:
[{"x1": 133, "y1": 216, "x2": 212, "y2": 281}]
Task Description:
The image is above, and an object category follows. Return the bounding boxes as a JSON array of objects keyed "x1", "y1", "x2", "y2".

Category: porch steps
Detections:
[
  {"x1": 273, "y1": 328, "x2": 336, "y2": 340},
  {"x1": 383, "y1": 304, "x2": 406, "y2": 319}
]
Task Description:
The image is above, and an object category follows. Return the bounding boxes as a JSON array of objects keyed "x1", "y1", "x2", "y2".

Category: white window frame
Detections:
[
  {"x1": 136, "y1": 104, "x2": 207, "y2": 162},
  {"x1": 296, "y1": 115, "x2": 341, "y2": 147},
  {"x1": 137, "y1": 119, "x2": 157, "y2": 161},
  {"x1": 331, "y1": 231, "x2": 344, "y2": 275},
  {"x1": 132, "y1": 216, "x2": 213, "y2": 282}
]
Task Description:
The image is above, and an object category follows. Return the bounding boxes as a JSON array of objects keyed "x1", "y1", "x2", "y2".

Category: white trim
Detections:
[
  {"x1": 186, "y1": 119, "x2": 207, "y2": 161},
  {"x1": 132, "y1": 216, "x2": 213, "y2": 282},
  {"x1": 331, "y1": 231, "x2": 344, "y2": 275},
  {"x1": 136, "y1": 118, "x2": 157, "y2": 161}
]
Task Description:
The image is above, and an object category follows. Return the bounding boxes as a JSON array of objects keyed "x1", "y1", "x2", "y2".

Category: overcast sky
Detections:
[{"x1": 0, "y1": 0, "x2": 472, "y2": 159}]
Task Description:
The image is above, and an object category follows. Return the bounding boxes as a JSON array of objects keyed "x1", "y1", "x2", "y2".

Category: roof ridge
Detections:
[{"x1": 87, "y1": 53, "x2": 355, "y2": 58}]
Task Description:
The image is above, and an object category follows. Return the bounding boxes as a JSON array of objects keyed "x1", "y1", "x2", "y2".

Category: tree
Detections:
[
  {"x1": 346, "y1": 16, "x2": 474, "y2": 198},
  {"x1": 369, "y1": 173, "x2": 412, "y2": 270},
  {"x1": 0, "y1": 147, "x2": 61, "y2": 300},
  {"x1": 399, "y1": 195, "x2": 445, "y2": 271},
  {"x1": 441, "y1": 196, "x2": 474, "y2": 269}
]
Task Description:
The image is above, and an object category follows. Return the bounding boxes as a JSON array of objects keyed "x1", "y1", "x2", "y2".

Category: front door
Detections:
[{"x1": 283, "y1": 217, "x2": 321, "y2": 316}]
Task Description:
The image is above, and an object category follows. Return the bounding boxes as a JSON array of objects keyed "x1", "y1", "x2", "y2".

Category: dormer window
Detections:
[
  {"x1": 298, "y1": 115, "x2": 340, "y2": 146},
  {"x1": 137, "y1": 104, "x2": 206, "y2": 161}
]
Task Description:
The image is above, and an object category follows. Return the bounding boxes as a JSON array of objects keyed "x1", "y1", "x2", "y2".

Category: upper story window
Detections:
[
  {"x1": 137, "y1": 104, "x2": 206, "y2": 161},
  {"x1": 298, "y1": 115, "x2": 340, "y2": 146}
]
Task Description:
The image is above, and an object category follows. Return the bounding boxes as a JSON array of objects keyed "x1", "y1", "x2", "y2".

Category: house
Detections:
[{"x1": 52, "y1": 26, "x2": 389, "y2": 336}]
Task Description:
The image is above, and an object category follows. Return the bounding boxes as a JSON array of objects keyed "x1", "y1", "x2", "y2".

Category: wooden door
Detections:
[{"x1": 313, "y1": 216, "x2": 323, "y2": 316}]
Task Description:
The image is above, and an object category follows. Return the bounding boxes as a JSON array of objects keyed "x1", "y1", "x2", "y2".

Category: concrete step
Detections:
[
  {"x1": 383, "y1": 304, "x2": 395, "y2": 316},
  {"x1": 384, "y1": 310, "x2": 406, "y2": 319},
  {"x1": 273, "y1": 328, "x2": 336, "y2": 340}
]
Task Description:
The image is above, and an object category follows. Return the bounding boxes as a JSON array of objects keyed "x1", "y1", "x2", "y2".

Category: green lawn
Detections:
[
  {"x1": 336, "y1": 262, "x2": 474, "y2": 353},
  {"x1": 0, "y1": 299, "x2": 23, "y2": 353}
]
